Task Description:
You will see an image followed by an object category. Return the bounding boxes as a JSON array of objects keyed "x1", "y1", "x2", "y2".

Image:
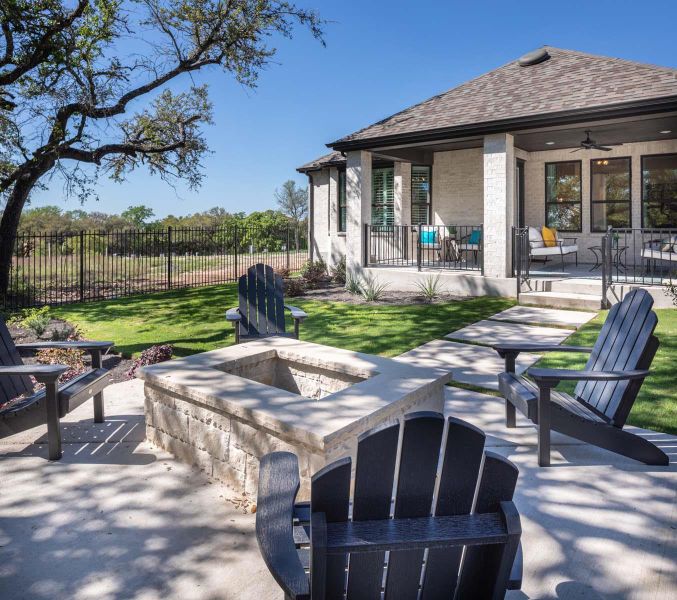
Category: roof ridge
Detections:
[{"x1": 543, "y1": 45, "x2": 677, "y2": 74}]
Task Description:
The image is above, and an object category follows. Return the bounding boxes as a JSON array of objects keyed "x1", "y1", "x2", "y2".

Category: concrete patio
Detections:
[{"x1": 0, "y1": 377, "x2": 674, "y2": 600}]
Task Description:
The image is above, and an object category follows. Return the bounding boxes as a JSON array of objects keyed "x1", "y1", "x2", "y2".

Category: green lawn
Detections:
[
  {"x1": 51, "y1": 283, "x2": 513, "y2": 358},
  {"x1": 536, "y1": 309, "x2": 677, "y2": 435}
]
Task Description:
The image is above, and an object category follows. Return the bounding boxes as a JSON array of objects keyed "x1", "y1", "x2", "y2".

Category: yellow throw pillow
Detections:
[{"x1": 541, "y1": 226, "x2": 557, "y2": 248}]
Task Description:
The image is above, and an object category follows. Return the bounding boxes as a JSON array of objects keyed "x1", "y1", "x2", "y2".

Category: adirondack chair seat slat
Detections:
[
  {"x1": 0, "y1": 318, "x2": 113, "y2": 461},
  {"x1": 257, "y1": 414, "x2": 522, "y2": 599},
  {"x1": 495, "y1": 288, "x2": 668, "y2": 467},
  {"x1": 227, "y1": 264, "x2": 307, "y2": 343}
]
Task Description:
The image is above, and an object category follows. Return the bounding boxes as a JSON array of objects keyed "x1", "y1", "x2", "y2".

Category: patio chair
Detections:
[
  {"x1": 458, "y1": 229, "x2": 482, "y2": 265},
  {"x1": 256, "y1": 412, "x2": 523, "y2": 599},
  {"x1": 527, "y1": 226, "x2": 577, "y2": 271},
  {"x1": 226, "y1": 263, "x2": 307, "y2": 344},
  {"x1": 495, "y1": 288, "x2": 668, "y2": 467},
  {"x1": 0, "y1": 319, "x2": 113, "y2": 460},
  {"x1": 418, "y1": 225, "x2": 443, "y2": 263}
]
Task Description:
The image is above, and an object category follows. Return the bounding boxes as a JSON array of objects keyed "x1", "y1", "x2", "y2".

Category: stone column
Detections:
[
  {"x1": 483, "y1": 134, "x2": 515, "y2": 278},
  {"x1": 394, "y1": 162, "x2": 412, "y2": 226},
  {"x1": 327, "y1": 167, "x2": 339, "y2": 267},
  {"x1": 346, "y1": 150, "x2": 372, "y2": 276}
]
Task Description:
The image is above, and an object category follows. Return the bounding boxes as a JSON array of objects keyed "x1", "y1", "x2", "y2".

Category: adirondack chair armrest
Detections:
[
  {"x1": 0, "y1": 364, "x2": 68, "y2": 383},
  {"x1": 495, "y1": 344, "x2": 592, "y2": 357},
  {"x1": 225, "y1": 307, "x2": 242, "y2": 322},
  {"x1": 284, "y1": 305, "x2": 307, "y2": 321},
  {"x1": 256, "y1": 452, "x2": 310, "y2": 600},
  {"x1": 529, "y1": 367, "x2": 650, "y2": 385},
  {"x1": 509, "y1": 542, "x2": 523, "y2": 590}
]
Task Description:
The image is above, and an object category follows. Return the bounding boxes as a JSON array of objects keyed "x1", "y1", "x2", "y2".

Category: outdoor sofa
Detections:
[{"x1": 528, "y1": 226, "x2": 578, "y2": 270}]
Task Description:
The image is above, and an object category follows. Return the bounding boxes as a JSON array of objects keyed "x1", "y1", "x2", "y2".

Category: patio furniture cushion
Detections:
[
  {"x1": 530, "y1": 244, "x2": 578, "y2": 257},
  {"x1": 468, "y1": 230, "x2": 481, "y2": 245},
  {"x1": 528, "y1": 226, "x2": 544, "y2": 248},
  {"x1": 420, "y1": 229, "x2": 437, "y2": 244},
  {"x1": 541, "y1": 227, "x2": 557, "y2": 247},
  {"x1": 641, "y1": 248, "x2": 677, "y2": 262}
]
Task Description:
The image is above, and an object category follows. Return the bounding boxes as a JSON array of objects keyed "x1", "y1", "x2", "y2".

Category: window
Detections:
[
  {"x1": 371, "y1": 166, "x2": 394, "y2": 226},
  {"x1": 338, "y1": 169, "x2": 347, "y2": 232},
  {"x1": 590, "y1": 157, "x2": 631, "y2": 231},
  {"x1": 545, "y1": 161, "x2": 582, "y2": 232},
  {"x1": 411, "y1": 166, "x2": 431, "y2": 224},
  {"x1": 642, "y1": 154, "x2": 677, "y2": 228}
]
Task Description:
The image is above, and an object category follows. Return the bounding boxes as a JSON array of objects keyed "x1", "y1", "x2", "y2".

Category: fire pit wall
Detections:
[{"x1": 140, "y1": 339, "x2": 450, "y2": 499}]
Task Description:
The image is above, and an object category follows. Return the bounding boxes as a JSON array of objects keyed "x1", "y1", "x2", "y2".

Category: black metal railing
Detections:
[
  {"x1": 3, "y1": 225, "x2": 308, "y2": 309},
  {"x1": 601, "y1": 226, "x2": 677, "y2": 306},
  {"x1": 512, "y1": 227, "x2": 531, "y2": 299},
  {"x1": 364, "y1": 224, "x2": 483, "y2": 273}
]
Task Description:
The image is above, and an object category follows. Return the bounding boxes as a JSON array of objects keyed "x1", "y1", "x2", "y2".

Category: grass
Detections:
[
  {"x1": 50, "y1": 283, "x2": 513, "y2": 358},
  {"x1": 536, "y1": 309, "x2": 677, "y2": 435}
]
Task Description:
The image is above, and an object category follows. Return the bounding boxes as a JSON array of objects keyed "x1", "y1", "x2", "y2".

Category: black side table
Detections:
[{"x1": 589, "y1": 245, "x2": 628, "y2": 272}]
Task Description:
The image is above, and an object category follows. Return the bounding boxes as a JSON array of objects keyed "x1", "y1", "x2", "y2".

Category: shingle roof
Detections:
[
  {"x1": 330, "y1": 46, "x2": 677, "y2": 147},
  {"x1": 296, "y1": 150, "x2": 345, "y2": 173}
]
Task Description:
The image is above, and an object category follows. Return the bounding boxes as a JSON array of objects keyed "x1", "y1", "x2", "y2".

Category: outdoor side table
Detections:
[{"x1": 589, "y1": 245, "x2": 628, "y2": 272}]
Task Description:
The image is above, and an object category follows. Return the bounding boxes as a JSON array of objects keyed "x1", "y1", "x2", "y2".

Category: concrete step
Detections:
[
  {"x1": 528, "y1": 277, "x2": 603, "y2": 295},
  {"x1": 519, "y1": 290, "x2": 602, "y2": 310}
]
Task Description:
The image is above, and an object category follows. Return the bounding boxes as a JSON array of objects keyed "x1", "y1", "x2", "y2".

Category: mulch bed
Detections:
[{"x1": 290, "y1": 282, "x2": 464, "y2": 305}]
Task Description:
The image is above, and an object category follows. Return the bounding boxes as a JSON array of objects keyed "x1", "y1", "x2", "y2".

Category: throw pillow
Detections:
[
  {"x1": 528, "y1": 226, "x2": 544, "y2": 248},
  {"x1": 542, "y1": 226, "x2": 558, "y2": 248},
  {"x1": 468, "y1": 230, "x2": 481, "y2": 245},
  {"x1": 420, "y1": 229, "x2": 436, "y2": 245}
]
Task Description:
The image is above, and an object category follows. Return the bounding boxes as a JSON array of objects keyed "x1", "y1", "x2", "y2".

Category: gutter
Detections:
[{"x1": 327, "y1": 95, "x2": 677, "y2": 152}]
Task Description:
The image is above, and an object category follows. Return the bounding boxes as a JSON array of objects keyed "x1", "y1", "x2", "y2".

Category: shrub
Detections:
[
  {"x1": 300, "y1": 259, "x2": 327, "y2": 288},
  {"x1": 360, "y1": 276, "x2": 389, "y2": 302},
  {"x1": 415, "y1": 274, "x2": 444, "y2": 303},
  {"x1": 345, "y1": 274, "x2": 362, "y2": 295},
  {"x1": 35, "y1": 347, "x2": 86, "y2": 385},
  {"x1": 284, "y1": 277, "x2": 305, "y2": 297},
  {"x1": 330, "y1": 256, "x2": 346, "y2": 285},
  {"x1": 126, "y1": 344, "x2": 173, "y2": 379},
  {"x1": 50, "y1": 322, "x2": 81, "y2": 341},
  {"x1": 275, "y1": 266, "x2": 291, "y2": 279},
  {"x1": 21, "y1": 307, "x2": 51, "y2": 337}
]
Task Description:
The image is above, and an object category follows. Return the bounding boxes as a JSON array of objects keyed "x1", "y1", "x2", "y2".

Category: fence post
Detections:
[
  {"x1": 167, "y1": 226, "x2": 173, "y2": 290},
  {"x1": 363, "y1": 224, "x2": 369, "y2": 268},
  {"x1": 234, "y1": 226, "x2": 239, "y2": 278},
  {"x1": 79, "y1": 230, "x2": 85, "y2": 302},
  {"x1": 416, "y1": 227, "x2": 422, "y2": 271},
  {"x1": 286, "y1": 228, "x2": 290, "y2": 270},
  {"x1": 601, "y1": 227, "x2": 610, "y2": 309}
]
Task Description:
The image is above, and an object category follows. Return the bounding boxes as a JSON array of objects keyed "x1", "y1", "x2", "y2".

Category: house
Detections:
[{"x1": 297, "y1": 47, "x2": 677, "y2": 308}]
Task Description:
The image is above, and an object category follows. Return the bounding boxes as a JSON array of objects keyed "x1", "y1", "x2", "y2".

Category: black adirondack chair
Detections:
[
  {"x1": 0, "y1": 319, "x2": 113, "y2": 460},
  {"x1": 495, "y1": 288, "x2": 668, "y2": 467},
  {"x1": 256, "y1": 412, "x2": 523, "y2": 599},
  {"x1": 226, "y1": 263, "x2": 307, "y2": 344}
]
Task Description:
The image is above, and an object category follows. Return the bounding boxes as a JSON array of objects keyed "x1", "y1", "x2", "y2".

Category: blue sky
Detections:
[{"x1": 32, "y1": 0, "x2": 677, "y2": 218}]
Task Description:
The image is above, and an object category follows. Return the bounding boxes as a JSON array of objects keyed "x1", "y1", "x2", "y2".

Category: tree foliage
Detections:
[
  {"x1": 275, "y1": 179, "x2": 307, "y2": 224},
  {"x1": 0, "y1": 0, "x2": 324, "y2": 295}
]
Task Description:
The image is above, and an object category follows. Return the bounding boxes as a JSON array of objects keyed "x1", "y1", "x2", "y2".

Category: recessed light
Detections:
[
  {"x1": 659, "y1": 130, "x2": 672, "y2": 134},
  {"x1": 545, "y1": 141, "x2": 555, "y2": 145}
]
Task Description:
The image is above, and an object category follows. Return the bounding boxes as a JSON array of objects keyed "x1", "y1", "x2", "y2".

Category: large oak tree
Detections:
[{"x1": 0, "y1": 0, "x2": 323, "y2": 296}]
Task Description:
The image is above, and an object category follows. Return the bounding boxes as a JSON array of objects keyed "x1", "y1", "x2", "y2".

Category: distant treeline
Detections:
[{"x1": 11, "y1": 205, "x2": 305, "y2": 234}]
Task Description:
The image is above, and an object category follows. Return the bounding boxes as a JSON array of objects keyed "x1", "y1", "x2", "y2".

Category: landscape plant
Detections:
[
  {"x1": 415, "y1": 274, "x2": 444, "y2": 303},
  {"x1": 20, "y1": 307, "x2": 51, "y2": 337},
  {"x1": 35, "y1": 347, "x2": 86, "y2": 385},
  {"x1": 330, "y1": 256, "x2": 347, "y2": 285},
  {"x1": 126, "y1": 344, "x2": 174, "y2": 379},
  {"x1": 360, "y1": 277, "x2": 389, "y2": 302},
  {"x1": 283, "y1": 277, "x2": 305, "y2": 297},
  {"x1": 345, "y1": 274, "x2": 362, "y2": 295},
  {"x1": 300, "y1": 259, "x2": 327, "y2": 288}
]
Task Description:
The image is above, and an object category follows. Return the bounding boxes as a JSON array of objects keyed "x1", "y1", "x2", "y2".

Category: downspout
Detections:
[{"x1": 307, "y1": 173, "x2": 314, "y2": 262}]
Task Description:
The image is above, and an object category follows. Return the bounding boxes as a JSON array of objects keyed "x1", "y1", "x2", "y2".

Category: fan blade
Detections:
[
  {"x1": 570, "y1": 148, "x2": 582, "y2": 153},
  {"x1": 594, "y1": 145, "x2": 613, "y2": 151}
]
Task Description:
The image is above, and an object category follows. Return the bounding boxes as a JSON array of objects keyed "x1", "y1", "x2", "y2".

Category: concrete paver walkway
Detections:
[
  {"x1": 490, "y1": 306, "x2": 597, "y2": 328},
  {"x1": 445, "y1": 318, "x2": 573, "y2": 346}
]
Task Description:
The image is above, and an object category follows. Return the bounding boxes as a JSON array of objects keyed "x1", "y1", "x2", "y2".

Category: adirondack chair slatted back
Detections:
[
  {"x1": 0, "y1": 319, "x2": 33, "y2": 406},
  {"x1": 238, "y1": 264, "x2": 286, "y2": 338},
  {"x1": 310, "y1": 412, "x2": 519, "y2": 599},
  {"x1": 574, "y1": 289, "x2": 659, "y2": 427}
]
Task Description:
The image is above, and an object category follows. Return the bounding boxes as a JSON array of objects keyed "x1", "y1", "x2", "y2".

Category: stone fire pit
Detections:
[{"x1": 139, "y1": 338, "x2": 451, "y2": 497}]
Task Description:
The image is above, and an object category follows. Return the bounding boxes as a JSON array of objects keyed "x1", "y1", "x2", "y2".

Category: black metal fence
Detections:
[
  {"x1": 364, "y1": 224, "x2": 483, "y2": 272},
  {"x1": 3, "y1": 225, "x2": 308, "y2": 309}
]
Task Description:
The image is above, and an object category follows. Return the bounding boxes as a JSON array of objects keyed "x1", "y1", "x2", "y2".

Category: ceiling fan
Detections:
[{"x1": 571, "y1": 130, "x2": 623, "y2": 153}]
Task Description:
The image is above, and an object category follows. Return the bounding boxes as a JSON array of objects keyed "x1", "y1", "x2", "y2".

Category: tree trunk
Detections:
[{"x1": 0, "y1": 166, "x2": 50, "y2": 298}]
